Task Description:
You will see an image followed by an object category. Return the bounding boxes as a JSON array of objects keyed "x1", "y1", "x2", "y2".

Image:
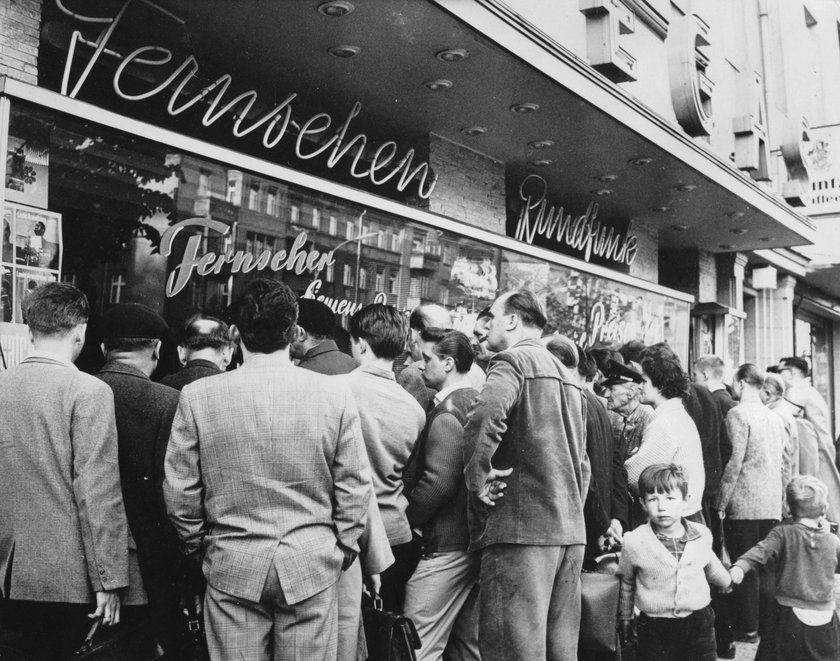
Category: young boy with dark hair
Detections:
[{"x1": 618, "y1": 463, "x2": 731, "y2": 660}]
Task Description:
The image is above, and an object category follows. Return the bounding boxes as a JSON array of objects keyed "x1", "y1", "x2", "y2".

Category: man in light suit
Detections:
[
  {"x1": 0, "y1": 282, "x2": 129, "y2": 659},
  {"x1": 164, "y1": 278, "x2": 371, "y2": 661}
]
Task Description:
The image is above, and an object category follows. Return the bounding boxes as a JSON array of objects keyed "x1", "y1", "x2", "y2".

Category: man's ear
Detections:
[
  {"x1": 151, "y1": 339, "x2": 162, "y2": 362},
  {"x1": 177, "y1": 345, "x2": 188, "y2": 366},
  {"x1": 357, "y1": 336, "x2": 370, "y2": 355},
  {"x1": 100, "y1": 342, "x2": 107, "y2": 359}
]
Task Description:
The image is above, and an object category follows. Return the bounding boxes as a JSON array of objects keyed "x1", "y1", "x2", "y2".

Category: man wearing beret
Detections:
[
  {"x1": 291, "y1": 298, "x2": 356, "y2": 375},
  {"x1": 96, "y1": 303, "x2": 183, "y2": 659}
]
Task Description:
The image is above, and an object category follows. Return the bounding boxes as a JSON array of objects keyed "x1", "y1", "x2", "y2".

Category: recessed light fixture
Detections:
[
  {"x1": 461, "y1": 126, "x2": 487, "y2": 136},
  {"x1": 436, "y1": 48, "x2": 469, "y2": 62},
  {"x1": 328, "y1": 45, "x2": 360, "y2": 58},
  {"x1": 423, "y1": 79, "x2": 453, "y2": 91},
  {"x1": 759, "y1": 236, "x2": 777, "y2": 242},
  {"x1": 510, "y1": 102, "x2": 540, "y2": 114},
  {"x1": 674, "y1": 184, "x2": 696, "y2": 192},
  {"x1": 592, "y1": 189, "x2": 613, "y2": 196},
  {"x1": 529, "y1": 139, "x2": 555, "y2": 150},
  {"x1": 650, "y1": 205, "x2": 670, "y2": 213},
  {"x1": 595, "y1": 174, "x2": 618, "y2": 182},
  {"x1": 729, "y1": 228, "x2": 748, "y2": 235},
  {"x1": 726, "y1": 211, "x2": 746, "y2": 219},
  {"x1": 670, "y1": 224, "x2": 689, "y2": 232},
  {"x1": 529, "y1": 159, "x2": 552, "y2": 167},
  {"x1": 629, "y1": 157, "x2": 653, "y2": 166},
  {"x1": 318, "y1": 1, "x2": 354, "y2": 17},
  {"x1": 719, "y1": 244, "x2": 735, "y2": 250}
]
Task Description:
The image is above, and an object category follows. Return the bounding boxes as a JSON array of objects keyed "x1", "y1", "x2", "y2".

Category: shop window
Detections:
[
  {"x1": 325, "y1": 261, "x2": 334, "y2": 283},
  {"x1": 329, "y1": 215, "x2": 338, "y2": 235},
  {"x1": 290, "y1": 205, "x2": 300, "y2": 224},
  {"x1": 359, "y1": 267, "x2": 368, "y2": 290},
  {"x1": 375, "y1": 269, "x2": 384, "y2": 292},
  {"x1": 312, "y1": 208, "x2": 321, "y2": 231},
  {"x1": 248, "y1": 184, "x2": 260, "y2": 211},
  {"x1": 109, "y1": 273, "x2": 126, "y2": 304},
  {"x1": 266, "y1": 188, "x2": 277, "y2": 216},
  {"x1": 198, "y1": 170, "x2": 210, "y2": 197}
]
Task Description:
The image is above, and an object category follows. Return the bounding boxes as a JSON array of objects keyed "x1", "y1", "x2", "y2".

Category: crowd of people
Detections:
[{"x1": 0, "y1": 279, "x2": 839, "y2": 661}]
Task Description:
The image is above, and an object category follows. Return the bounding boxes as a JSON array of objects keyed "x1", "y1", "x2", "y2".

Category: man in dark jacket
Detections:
[
  {"x1": 291, "y1": 298, "x2": 357, "y2": 375},
  {"x1": 160, "y1": 314, "x2": 231, "y2": 390},
  {"x1": 466, "y1": 291, "x2": 589, "y2": 661},
  {"x1": 97, "y1": 303, "x2": 182, "y2": 659}
]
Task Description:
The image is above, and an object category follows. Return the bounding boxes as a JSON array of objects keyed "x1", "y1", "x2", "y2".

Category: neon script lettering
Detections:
[
  {"x1": 159, "y1": 218, "x2": 335, "y2": 297},
  {"x1": 57, "y1": 1, "x2": 437, "y2": 200},
  {"x1": 303, "y1": 279, "x2": 387, "y2": 317},
  {"x1": 514, "y1": 175, "x2": 637, "y2": 267}
]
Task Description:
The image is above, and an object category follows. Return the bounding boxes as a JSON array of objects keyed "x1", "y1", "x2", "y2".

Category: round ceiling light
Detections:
[
  {"x1": 318, "y1": 1, "x2": 355, "y2": 17},
  {"x1": 670, "y1": 224, "x2": 689, "y2": 232},
  {"x1": 674, "y1": 184, "x2": 697, "y2": 192},
  {"x1": 730, "y1": 228, "x2": 748, "y2": 235},
  {"x1": 461, "y1": 126, "x2": 487, "y2": 136},
  {"x1": 511, "y1": 102, "x2": 540, "y2": 114},
  {"x1": 328, "y1": 45, "x2": 360, "y2": 58},
  {"x1": 529, "y1": 159, "x2": 552, "y2": 167},
  {"x1": 726, "y1": 211, "x2": 746, "y2": 219},
  {"x1": 529, "y1": 139, "x2": 555, "y2": 150},
  {"x1": 423, "y1": 79, "x2": 453, "y2": 91},
  {"x1": 629, "y1": 157, "x2": 653, "y2": 166},
  {"x1": 719, "y1": 244, "x2": 735, "y2": 250},
  {"x1": 436, "y1": 48, "x2": 469, "y2": 62},
  {"x1": 650, "y1": 205, "x2": 671, "y2": 213},
  {"x1": 593, "y1": 189, "x2": 613, "y2": 196},
  {"x1": 759, "y1": 236, "x2": 777, "y2": 242}
]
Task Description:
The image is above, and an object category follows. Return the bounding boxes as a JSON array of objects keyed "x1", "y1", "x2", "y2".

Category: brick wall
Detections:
[
  {"x1": 426, "y1": 134, "x2": 506, "y2": 235},
  {"x1": 0, "y1": 0, "x2": 41, "y2": 85}
]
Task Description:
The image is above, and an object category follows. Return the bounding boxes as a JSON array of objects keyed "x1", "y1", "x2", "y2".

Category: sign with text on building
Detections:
[{"x1": 806, "y1": 125, "x2": 840, "y2": 215}]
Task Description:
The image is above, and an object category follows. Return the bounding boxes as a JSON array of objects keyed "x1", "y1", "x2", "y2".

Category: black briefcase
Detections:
[
  {"x1": 68, "y1": 617, "x2": 163, "y2": 661},
  {"x1": 361, "y1": 593, "x2": 421, "y2": 661}
]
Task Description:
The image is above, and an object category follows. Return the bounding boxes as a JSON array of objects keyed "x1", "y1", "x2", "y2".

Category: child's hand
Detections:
[{"x1": 729, "y1": 566, "x2": 744, "y2": 585}]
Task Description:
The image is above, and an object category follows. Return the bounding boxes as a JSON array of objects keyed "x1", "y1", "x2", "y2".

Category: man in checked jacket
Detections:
[{"x1": 164, "y1": 279, "x2": 370, "y2": 661}]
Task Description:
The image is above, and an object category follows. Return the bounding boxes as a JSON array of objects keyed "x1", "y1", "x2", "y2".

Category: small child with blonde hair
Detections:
[{"x1": 730, "y1": 475, "x2": 840, "y2": 660}]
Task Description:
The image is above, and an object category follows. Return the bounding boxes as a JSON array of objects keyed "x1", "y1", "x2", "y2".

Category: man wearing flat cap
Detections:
[
  {"x1": 96, "y1": 303, "x2": 183, "y2": 659},
  {"x1": 291, "y1": 298, "x2": 357, "y2": 375}
]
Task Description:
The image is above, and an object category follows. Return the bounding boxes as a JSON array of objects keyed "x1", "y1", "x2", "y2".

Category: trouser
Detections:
[
  {"x1": 478, "y1": 543, "x2": 584, "y2": 661},
  {"x1": 724, "y1": 518, "x2": 777, "y2": 634},
  {"x1": 403, "y1": 550, "x2": 480, "y2": 661},
  {"x1": 204, "y1": 563, "x2": 338, "y2": 661},
  {"x1": 336, "y1": 560, "x2": 366, "y2": 661},
  {"x1": 703, "y1": 502, "x2": 733, "y2": 653},
  {"x1": 636, "y1": 605, "x2": 717, "y2": 661},
  {"x1": 379, "y1": 541, "x2": 420, "y2": 613}
]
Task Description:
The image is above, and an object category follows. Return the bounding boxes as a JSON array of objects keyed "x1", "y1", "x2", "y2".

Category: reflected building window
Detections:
[
  {"x1": 359, "y1": 267, "x2": 368, "y2": 290},
  {"x1": 266, "y1": 188, "x2": 277, "y2": 216},
  {"x1": 329, "y1": 215, "x2": 338, "y2": 235},
  {"x1": 198, "y1": 170, "x2": 210, "y2": 197},
  {"x1": 290, "y1": 205, "x2": 300, "y2": 224},
  {"x1": 389, "y1": 271, "x2": 398, "y2": 294},
  {"x1": 109, "y1": 274, "x2": 126, "y2": 304},
  {"x1": 248, "y1": 184, "x2": 260, "y2": 211},
  {"x1": 326, "y1": 261, "x2": 334, "y2": 283},
  {"x1": 343, "y1": 264, "x2": 354, "y2": 287},
  {"x1": 375, "y1": 269, "x2": 384, "y2": 292},
  {"x1": 312, "y1": 208, "x2": 321, "y2": 231}
]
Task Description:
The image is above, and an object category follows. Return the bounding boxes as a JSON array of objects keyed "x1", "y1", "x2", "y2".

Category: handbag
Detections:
[
  {"x1": 361, "y1": 593, "x2": 421, "y2": 661},
  {"x1": 68, "y1": 617, "x2": 163, "y2": 661},
  {"x1": 579, "y1": 560, "x2": 621, "y2": 653}
]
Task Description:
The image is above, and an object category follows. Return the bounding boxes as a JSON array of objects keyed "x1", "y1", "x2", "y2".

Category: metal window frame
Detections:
[{"x1": 0, "y1": 76, "x2": 693, "y2": 303}]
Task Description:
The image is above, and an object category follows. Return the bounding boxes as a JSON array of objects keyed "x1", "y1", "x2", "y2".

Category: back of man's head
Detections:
[
  {"x1": 694, "y1": 354, "x2": 725, "y2": 380},
  {"x1": 619, "y1": 340, "x2": 645, "y2": 366},
  {"x1": 780, "y1": 355, "x2": 810, "y2": 377},
  {"x1": 180, "y1": 315, "x2": 230, "y2": 353},
  {"x1": 231, "y1": 279, "x2": 298, "y2": 353},
  {"x1": 542, "y1": 334, "x2": 578, "y2": 370},
  {"x1": 350, "y1": 303, "x2": 407, "y2": 360},
  {"x1": 24, "y1": 282, "x2": 89, "y2": 338},
  {"x1": 100, "y1": 303, "x2": 168, "y2": 353},
  {"x1": 502, "y1": 290, "x2": 547, "y2": 330},
  {"x1": 409, "y1": 303, "x2": 452, "y2": 332}
]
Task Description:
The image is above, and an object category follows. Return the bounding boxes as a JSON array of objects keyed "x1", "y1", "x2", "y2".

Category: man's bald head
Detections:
[{"x1": 408, "y1": 303, "x2": 453, "y2": 361}]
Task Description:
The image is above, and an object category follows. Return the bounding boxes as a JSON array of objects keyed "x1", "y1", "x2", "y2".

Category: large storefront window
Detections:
[{"x1": 2, "y1": 99, "x2": 689, "y2": 371}]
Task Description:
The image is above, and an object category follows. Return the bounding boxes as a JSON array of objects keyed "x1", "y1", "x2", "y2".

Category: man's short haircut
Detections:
[
  {"x1": 639, "y1": 343, "x2": 689, "y2": 399},
  {"x1": 588, "y1": 346, "x2": 623, "y2": 375},
  {"x1": 230, "y1": 278, "x2": 298, "y2": 353},
  {"x1": 430, "y1": 330, "x2": 474, "y2": 374},
  {"x1": 180, "y1": 314, "x2": 231, "y2": 351},
  {"x1": 762, "y1": 373, "x2": 786, "y2": 399},
  {"x1": 23, "y1": 282, "x2": 89, "y2": 337},
  {"x1": 694, "y1": 354, "x2": 725, "y2": 379},
  {"x1": 103, "y1": 337, "x2": 160, "y2": 353},
  {"x1": 780, "y1": 356, "x2": 810, "y2": 377},
  {"x1": 638, "y1": 463, "x2": 689, "y2": 499},
  {"x1": 786, "y1": 474, "x2": 828, "y2": 519},
  {"x1": 619, "y1": 340, "x2": 645, "y2": 366},
  {"x1": 577, "y1": 345, "x2": 598, "y2": 381},
  {"x1": 501, "y1": 290, "x2": 547, "y2": 330},
  {"x1": 734, "y1": 363, "x2": 763, "y2": 388},
  {"x1": 543, "y1": 335, "x2": 578, "y2": 370},
  {"x1": 350, "y1": 303, "x2": 408, "y2": 360},
  {"x1": 476, "y1": 306, "x2": 492, "y2": 321}
]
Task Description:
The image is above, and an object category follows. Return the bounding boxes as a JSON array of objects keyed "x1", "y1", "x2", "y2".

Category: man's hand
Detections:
[
  {"x1": 477, "y1": 467, "x2": 514, "y2": 506},
  {"x1": 619, "y1": 619, "x2": 635, "y2": 647},
  {"x1": 606, "y1": 519, "x2": 623, "y2": 545},
  {"x1": 729, "y1": 566, "x2": 744, "y2": 585},
  {"x1": 90, "y1": 590, "x2": 121, "y2": 626},
  {"x1": 339, "y1": 544, "x2": 358, "y2": 572}
]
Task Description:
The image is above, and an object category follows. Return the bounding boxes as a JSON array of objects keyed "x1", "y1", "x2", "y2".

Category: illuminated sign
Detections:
[
  {"x1": 55, "y1": 1, "x2": 437, "y2": 200},
  {"x1": 159, "y1": 217, "x2": 336, "y2": 298},
  {"x1": 510, "y1": 175, "x2": 637, "y2": 268}
]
